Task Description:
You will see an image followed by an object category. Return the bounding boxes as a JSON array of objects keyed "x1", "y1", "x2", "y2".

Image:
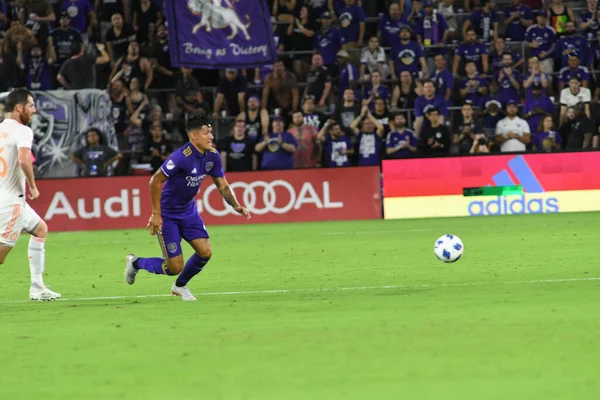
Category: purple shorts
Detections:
[{"x1": 158, "y1": 212, "x2": 209, "y2": 259}]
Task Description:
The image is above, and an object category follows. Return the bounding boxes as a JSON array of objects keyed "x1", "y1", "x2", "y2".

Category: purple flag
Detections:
[{"x1": 163, "y1": 0, "x2": 277, "y2": 69}]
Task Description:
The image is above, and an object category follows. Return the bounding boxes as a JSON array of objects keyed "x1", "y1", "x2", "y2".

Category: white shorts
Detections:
[{"x1": 0, "y1": 203, "x2": 42, "y2": 247}]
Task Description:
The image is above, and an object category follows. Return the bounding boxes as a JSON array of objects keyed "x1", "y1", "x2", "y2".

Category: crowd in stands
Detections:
[{"x1": 0, "y1": 0, "x2": 599, "y2": 177}]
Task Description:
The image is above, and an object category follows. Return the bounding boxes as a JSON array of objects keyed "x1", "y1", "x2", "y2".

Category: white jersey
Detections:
[
  {"x1": 495, "y1": 116, "x2": 530, "y2": 153},
  {"x1": 0, "y1": 118, "x2": 34, "y2": 206}
]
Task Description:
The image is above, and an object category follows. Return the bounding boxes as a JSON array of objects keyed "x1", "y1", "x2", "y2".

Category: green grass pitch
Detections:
[{"x1": 0, "y1": 213, "x2": 599, "y2": 399}]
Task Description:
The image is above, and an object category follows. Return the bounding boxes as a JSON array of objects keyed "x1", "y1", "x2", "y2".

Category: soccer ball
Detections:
[{"x1": 434, "y1": 234, "x2": 464, "y2": 263}]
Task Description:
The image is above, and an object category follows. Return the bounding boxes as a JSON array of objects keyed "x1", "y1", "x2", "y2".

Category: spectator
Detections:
[
  {"x1": 386, "y1": 113, "x2": 418, "y2": 158},
  {"x1": 464, "y1": 0, "x2": 482, "y2": 12},
  {"x1": 255, "y1": 116, "x2": 298, "y2": 170},
  {"x1": 304, "y1": 0, "x2": 327, "y2": 25},
  {"x1": 262, "y1": 60, "x2": 300, "y2": 117},
  {"x1": 19, "y1": 41, "x2": 54, "y2": 90},
  {"x1": 288, "y1": 110, "x2": 320, "y2": 168},
  {"x1": 415, "y1": 0, "x2": 448, "y2": 59},
  {"x1": 414, "y1": 79, "x2": 447, "y2": 134},
  {"x1": 392, "y1": 70, "x2": 419, "y2": 111},
  {"x1": 125, "y1": 77, "x2": 148, "y2": 116},
  {"x1": 483, "y1": 99, "x2": 504, "y2": 138},
  {"x1": 3, "y1": 20, "x2": 37, "y2": 56},
  {"x1": 217, "y1": 119, "x2": 257, "y2": 172},
  {"x1": 23, "y1": 0, "x2": 56, "y2": 49},
  {"x1": 237, "y1": 95, "x2": 270, "y2": 142},
  {"x1": 105, "y1": 13, "x2": 135, "y2": 64},
  {"x1": 334, "y1": 88, "x2": 361, "y2": 132},
  {"x1": 133, "y1": 0, "x2": 162, "y2": 45},
  {"x1": 560, "y1": 104, "x2": 595, "y2": 148},
  {"x1": 470, "y1": 133, "x2": 491, "y2": 153},
  {"x1": 96, "y1": 0, "x2": 130, "y2": 41},
  {"x1": 349, "y1": 106, "x2": 384, "y2": 166},
  {"x1": 144, "y1": 104, "x2": 172, "y2": 141},
  {"x1": 360, "y1": 36, "x2": 388, "y2": 79},
  {"x1": 313, "y1": 11, "x2": 343, "y2": 76},
  {"x1": 579, "y1": 0, "x2": 600, "y2": 42},
  {"x1": 495, "y1": 100, "x2": 531, "y2": 152},
  {"x1": 378, "y1": 2, "x2": 408, "y2": 48},
  {"x1": 419, "y1": 107, "x2": 451, "y2": 154},
  {"x1": 503, "y1": 0, "x2": 533, "y2": 42},
  {"x1": 272, "y1": 0, "x2": 298, "y2": 22},
  {"x1": 124, "y1": 89, "x2": 147, "y2": 162},
  {"x1": 317, "y1": 119, "x2": 354, "y2": 167},
  {"x1": 532, "y1": 115, "x2": 562, "y2": 152},
  {"x1": 496, "y1": 53, "x2": 521, "y2": 106},
  {"x1": 0, "y1": 38, "x2": 19, "y2": 91},
  {"x1": 523, "y1": 82, "x2": 554, "y2": 132},
  {"x1": 556, "y1": 22, "x2": 590, "y2": 70},
  {"x1": 407, "y1": 0, "x2": 425, "y2": 26},
  {"x1": 304, "y1": 53, "x2": 331, "y2": 109},
  {"x1": 142, "y1": 123, "x2": 172, "y2": 172},
  {"x1": 339, "y1": 0, "x2": 366, "y2": 60},
  {"x1": 302, "y1": 95, "x2": 326, "y2": 129},
  {"x1": 109, "y1": 40, "x2": 153, "y2": 90},
  {"x1": 337, "y1": 49, "x2": 358, "y2": 96},
  {"x1": 51, "y1": 12, "x2": 82, "y2": 78},
  {"x1": 109, "y1": 79, "x2": 129, "y2": 147},
  {"x1": 58, "y1": 41, "x2": 110, "y2": 89},
  {"x1": 548, "y1": 0, "x2": 575, "y2": 37},
  {"x1": 453, "y1": 101, "x2": 484, "y2": 153},
  {"x1": 559, "y1": 54, "x2": 590, "y2": 90},
  {"x1": 175, "y1": 67, "x2": 202, "y2": 114},
  {"x1": 525, "y1": 11, "x2": 556, "y2": 73},
  {"x1": 60, "y1": 0, "x2": 94, "y2": 42},
  {"x1": 463, "y1": 0, "x2": 499, "y2": 43},
  {"x1": 214, "y1": 68, "x2": 247, "y2": 118},
  {"x1": 489, "y1": 37, "x2": 523, "y2": 73},
  {"x1": 149, "y1": 23, "x2": 175, "y2": 89},
  {"x1": 389, "y1": 26, "x2": 428, "y2": 81},
  {"x1": 459, "y1": 61, "x2": 488, "y2": 106},
  {"x1": 453, "y1": 28, "x2": 488, "y2": 76},
  {"x1": 431, "y1": 54, "x2": 454, "y2": 104},
  {"x1": 371, "y1": 96, "x2": 390, "y2": 135},
  {"x1": 559, "y1": 77, "x2": 591, "y2": 125},
  {"x1": 71, "y1": 128, "x2": 121, "y2": 177},
  {"x1": 523, "y1": 56, "x2": 551, "y2": 99},
  {"x1": 286, "y1": 5, "x2": 315, "y2": 82},
  {"x1": 362, "y1": 70, "x2": 390, "y2": 108},
  {"x1": 438, "y1": 0, "x2": 459, "y2": 43}
]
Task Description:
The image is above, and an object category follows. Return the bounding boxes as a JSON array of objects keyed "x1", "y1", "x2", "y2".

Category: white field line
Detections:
[{"x1": 1, "y1": 277, "x2": 598, "y2": 304}]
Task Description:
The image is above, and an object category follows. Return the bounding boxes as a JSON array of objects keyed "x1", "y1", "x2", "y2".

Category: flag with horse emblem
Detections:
[{"x1": 164, "y1": 0, "x2": 277, "y2": 69}]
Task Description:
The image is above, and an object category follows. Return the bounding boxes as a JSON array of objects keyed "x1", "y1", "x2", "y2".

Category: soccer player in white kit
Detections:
[{"x1": 0, "y1": 88, "x2": 60, "y2": 300}]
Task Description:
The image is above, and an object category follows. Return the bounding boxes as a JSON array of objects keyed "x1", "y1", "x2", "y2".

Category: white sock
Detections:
[{"x1": 28, "y1": 237, "x2": 45, "y2": 290}]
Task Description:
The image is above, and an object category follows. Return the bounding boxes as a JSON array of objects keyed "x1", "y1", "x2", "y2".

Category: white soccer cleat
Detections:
[
  {"x1": 171, "y1": 283, "x2": 197, "y2": 301},
  {"x1": 30, "y1": 287, "x2": 61, "y2": 301},
  {"x1": 124, "y1": 254, "x2": 139, "y2": 285}
]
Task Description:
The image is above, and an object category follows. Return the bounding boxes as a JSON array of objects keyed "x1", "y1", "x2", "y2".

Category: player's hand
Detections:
[
  {"x1": 146, "y1": 213, "x2": 163, "y2": 235},
  {"x1": 234, "y1": 205, "x2": 251, "y2": 219},
  {"x1": 28, "y1": 185, "x2": 39, "y2": 200}
]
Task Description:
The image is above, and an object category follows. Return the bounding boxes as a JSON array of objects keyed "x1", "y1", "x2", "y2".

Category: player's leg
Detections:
[
  {"x1": 0, "y1": 204, "x2": 22, "y2": 265},
  {"x1": 125, "y1": 218, "x2": 185, "y2": 284},
  {"x1": 0, "y1": 244, "x2": 13, "y2": 265},
  {"x1": 22, "y1": 204, "x2": 61, "y2": 300},
  {"x1": 171, "y1": 215, "x2": 211, "y2": 301}
]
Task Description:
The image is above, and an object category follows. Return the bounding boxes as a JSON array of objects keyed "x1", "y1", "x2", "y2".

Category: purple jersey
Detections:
[
  {"x1": 365, "y1": 85, "x2": 391, "y2": 101},
  {"x1": 459, "y1": 76, "x2": 488, "y2": 104},
  {"x1": 357, "y1": 132, "x2": 382, "y2": 166},
  {"x1": 557, "y1": 35, "x2": 591, "y2": 67},
  {"x1": 490, "y1": 50, "x2": 521, "y2": 73},
  {"x1": 160, "y1": 143, "x2": 224, "y2": 217},
  {"x1": 470, "y1": 9, "x2": 499, "y2": 43},
  {"x1": 339, "y1": 5, "x2": 366, "y2": 43},
  {"x1": 26, "y1": 57, "x2": 52, "y2": 90},
  {"x1": 504, "y1": 5, "x2": 534, "y2": 42},
  {"x1": 61, "y1": 0, "x2": 94, "y2": 33},
  {"x1": 579, "y1": 11, "x2": 599, "y2": 42},
  {"x1": 378, "y1": 14, "x2": 410, "y2": 48},
  {"x1": 532, "y1": 131, "x2": 562, "y2": 151},
  {"x1": 339, "y1": 63, "x2": 358, "y2": 95},
  {"x1": 559, "y1": 66, "x2": 590, "y2": 83},
  {"x1": 525, "y1": 25, "x2": 557, "y2": 59},
  {"x1": 314, "y1": 27, "x2": 344, "y2": 65},
  {"x1": 523, "y1": 95, "x2": 555, "y2": 132},
  {"x1": 386, "y1": 129, "x2": 417, "y2": 158},
  {"x1": 415, "y1": 14, "x2": 448, "y2": 49},
  {"x1": 414, "y1": 95, "x2": 449, "y2": 118},
  {"x1": 390, "y1": 41, "x2": 424, "y2": 77},
  {"x1": 324, "y1": 134, "x2": 352, "y2": 167},
  {"x1": 259, "y1": 132, "x2": 298, "y2": 170},
  {"x1": 523, "y1": 72, "x2": 550, "y2": 98},
  {"x1": 457, "y1": 42, "x2": 488, "y2": 73},
  {"x1": 496, "y1": 69, "x2": 521, "y2": 105},
  {"x1": 432, "y1": 69, "x2": 454, "y2": 100}
]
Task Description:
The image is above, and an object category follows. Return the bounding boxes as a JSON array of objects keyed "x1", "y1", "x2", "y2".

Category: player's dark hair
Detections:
[
  {"x1": 185, "y1": 113, "x2": 211, "y2": 132},
  {"x1": 6, "y1": 88, "x2": 33, "y2": 112},
  {"x1": 71, "y1": 41, "x2": 83, "y2": 56}
]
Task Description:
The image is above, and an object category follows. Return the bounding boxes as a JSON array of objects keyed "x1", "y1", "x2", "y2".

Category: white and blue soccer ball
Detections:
[{"x1": 434, "y1": 234, "x2": 464, "y2": 263}]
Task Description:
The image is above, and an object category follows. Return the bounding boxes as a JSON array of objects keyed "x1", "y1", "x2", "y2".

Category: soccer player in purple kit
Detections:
[{"x1": 124, "y1": 113, "x2": 251, "y2": 301}]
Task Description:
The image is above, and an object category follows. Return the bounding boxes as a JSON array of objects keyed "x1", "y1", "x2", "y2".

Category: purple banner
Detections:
[{"x1": 164, "y1": 0, "x2": 277, "y2": 69}]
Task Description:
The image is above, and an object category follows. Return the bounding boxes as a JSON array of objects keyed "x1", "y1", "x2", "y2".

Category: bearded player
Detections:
[
  {"x1": 125, "y1": 113, "x2": 250, "y2": 300},
  {"x1": 0, "y1": 88, "x2": 61, "y2": 300}
]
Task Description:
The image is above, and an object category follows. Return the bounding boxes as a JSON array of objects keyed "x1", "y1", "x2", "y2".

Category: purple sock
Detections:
[
  {"x1": 137, "y1": 257, "x2": 176, "y2": 275},
  {"x1": 175, "y1": 254, "x2": 209, "y2": 287}
]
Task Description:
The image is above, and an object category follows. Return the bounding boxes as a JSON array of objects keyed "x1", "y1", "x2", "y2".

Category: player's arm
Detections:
[
  {"x1": 18, "y1": 147, "x2": 38, "y2": 199},
  {"x1": 146, "y1": 169, "x2": 168, "y2": 234},
  {"x1": 212, "y1": 176, "x2": 251, "y2": 219}
]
